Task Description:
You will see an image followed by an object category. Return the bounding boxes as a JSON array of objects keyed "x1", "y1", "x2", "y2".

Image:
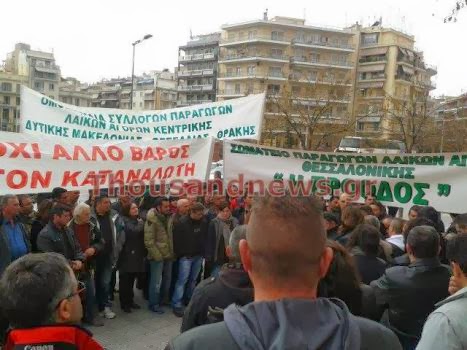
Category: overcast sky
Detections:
[{"x1": 1, "y1": 0, "x2": 465, "y2": 96}]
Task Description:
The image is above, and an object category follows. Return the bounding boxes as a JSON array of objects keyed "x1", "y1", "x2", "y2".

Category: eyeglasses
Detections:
[{"x1": 54, "y1": 281, "x2": 86, "y2": 310}]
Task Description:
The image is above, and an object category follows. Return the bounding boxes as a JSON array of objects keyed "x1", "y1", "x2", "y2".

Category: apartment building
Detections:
[
  {"x1": 217, "y1": 15, "x2": 357, "y2": 148},
  {"x1": 436, "y1": 93, "x2": 467, "y2": 119},
  {"x1": 59, "y1": 77, "x2": 92, "y2": 107},
  {"x1": 4, "y1": 43, "x2": 61, "y2": 100},
  {"x1": 177, "y1": 33, "x2": 220, "y2": 107},
  {"x1": 353, "y1": 25, "x2": 437, "y2": 136},
  {"x1": 0, "y1": 71, "x2": 27, "y2": 132}
]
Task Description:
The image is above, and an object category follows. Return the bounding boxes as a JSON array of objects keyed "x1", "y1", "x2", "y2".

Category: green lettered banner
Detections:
[
  {"x1": 20, "y1": 86, "x2": 265, "y2": 141},
  {"x1": 223, "y1": 140, "x2": 467, "y2": 214}
]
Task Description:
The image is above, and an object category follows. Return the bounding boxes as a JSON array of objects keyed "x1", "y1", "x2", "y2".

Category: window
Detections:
[
  {"x1": 45, "y1": 61, "x2": 50, "y2": 67},
  {"x1": 48, "y1": 73, "x2": 55, "y2": 79},
  {"x1": 248, "y1": 30, "x2": 257, "y2": 39},
  {"x1": 34, "y1": 81, "x2": 44, "y2": 91},
  {"x1": 4, "y1": 96, "x2": 10, "y2": 105},
  {"x1": 16, "y1": 97, "x2": 20, "y2": 106},
  {"x1": 310, "y1": 34, "x2": 320, "y2": 44},
  {"x1": 372, "y1": 122, "x2": 380, "y2": 131},
  {"x1": 235, "y1": 66, "x2": 242, "y2": 76},
  {"x1": 140, "y1": 92, "x2": 144, "y2": 97},
  {"x1": 310, "y1": 53, "x2": 320, "y2": 63},
  {"x1": 247, "y1": 65, "x2": 256, "y2": 76},
  {"x1": 2, "y1": 108, "x2": 9, "y2": 121},
  {"x1": 1, "y1": 82, "x2": 12, "y2": 92},
  {"x1": 75, "y1": 98, "x2": 80, "y2": 105},
  {"x1": 140, "y1": 102, "x2": 143, "y2": 107},
  {"x1": 234, "y1": 84, "x2": 241, "y2": 94},
  {"x1": 227, "y1": 33, "x2": 236, "y2": 41},
  {"x1": 357, "y1": 122, "x2": 364, "y2": 131},
  {"x1": 308, "y1": 71, "x2": 318, "y2": 81},
  {"x1": 295, "y1": 32, "x2": 305, "y2": 42},
  {"x1": 49, "y1": 83, "x2": 55, "y2": 90},
  {"x1": 362, "y1": 33, "x2": 379, "y2": 46},
  {"x1": 271, "y1": 48, "x2": 283, "y2": 58},
  {"x1": 1, "y1": 125, "x2": 7, "y2": 131},
  {"x1": 16, "y1": 84, "x2": 20, "y2": 93},
  {"x1": 267, "y1": 84, "x2": 281, "y2": 94},
  {"x1": 271, "y1": 31, "x2": 284, "y2": 41},
  {"x1": 268, "y1": 67, "x2": 282, "y2": 77}
]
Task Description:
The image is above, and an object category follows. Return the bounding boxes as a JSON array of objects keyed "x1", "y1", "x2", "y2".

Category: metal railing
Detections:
[
  {"x1": 221, "y1": 35, "x2": 289, "y2": 44},
  {"x1": 218, "y1": 71, "x2": 285, "y2": 79},
  {"x1": 292, "y1": 38, "x2": 354, "y2": 50},
  {"x1": 178, "y1": 69, "x2": 215, "y2": 77},
  {"x1": 290, "y1": 56, "x2": 353, "y2": 68},
  {"x1": 177, "y1": 84, "x2": 214, "y2": 92},
  {"x1": 179, "y1": 53, "x2": 217, "y2": 62},
  {"x1": 220, "y1": 54, "x2": 289, "y2": 61}
]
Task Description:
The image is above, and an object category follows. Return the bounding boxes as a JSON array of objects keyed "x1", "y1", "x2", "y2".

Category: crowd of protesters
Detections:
[{"x1": 1, "y1": 186, "x2": 467, "y2": 350}]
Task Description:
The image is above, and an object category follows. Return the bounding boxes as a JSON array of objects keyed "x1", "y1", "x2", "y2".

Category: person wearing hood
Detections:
[
  {"x1": 181, "y1": 225, "x2": 253, "y2": 332},
  {"x1": 417, "y1": 234, "x2": 467, "y2": 350},
  {"x1": 205, "y1": 201, "x2": 239, "y2": 278},
  {"x1": 166, "y1": 193, "x2": 401, "y2": 350}
]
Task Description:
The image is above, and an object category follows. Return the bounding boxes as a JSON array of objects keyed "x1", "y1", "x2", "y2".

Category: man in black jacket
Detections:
[
  {"x1": 172, "y1": 203, "x2": 208, "y2": 317},
  {"x1": 166, "y1": 194, "x2": 401, "y2": 350},
  {"x1": 181, "y1": 225, "x2": 253, "y2": 332},
  {"x1": 371, "y1": 225, "x2": 451, "y2": 348},
  {"x1": 37, "y1": 206, "x2": 85, "y2": 271}
]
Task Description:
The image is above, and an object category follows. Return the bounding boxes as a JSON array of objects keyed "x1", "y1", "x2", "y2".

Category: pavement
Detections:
[{"x1": 89, "y1": 291, "x2": 182, "y2": 350}]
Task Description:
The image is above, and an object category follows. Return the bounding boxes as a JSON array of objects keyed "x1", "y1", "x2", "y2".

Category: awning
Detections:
[
  {"x1": 360, "y1": 47, "x2": 388, "y2": 56},
  {"x1": 35, "y1": 66, "x2": 58, "y2": 74},
  {"x1": 144, "y1": 90, "x2": 154, "y2": 94},
  {"x1": 406, "y1": 49, "x2": 415, "y2": 59},
  {"x1": 398, "y1": 48, "x2": 408, "y2": 56},
  {"x1": 359, "y1": 64, "x2": 386, "y2": 73},
  {"x1": 359, "y1": 81, "x2": 384, "y2": 88},
  {"x1": 401, "y1": 65, "x2": 414, "y2": 75}
]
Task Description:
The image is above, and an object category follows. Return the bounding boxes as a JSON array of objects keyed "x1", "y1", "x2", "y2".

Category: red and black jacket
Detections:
[{"x1": 4, "y1": 325, "x2": 104, "y2": 350}]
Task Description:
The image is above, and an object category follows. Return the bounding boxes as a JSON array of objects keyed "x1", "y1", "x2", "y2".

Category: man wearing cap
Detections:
[{"x1": 171, "y1": 202, "x2": 208, "y2": 317}]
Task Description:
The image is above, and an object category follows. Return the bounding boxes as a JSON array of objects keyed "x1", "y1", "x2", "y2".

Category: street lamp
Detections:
[{"x1": 130, "y1": 34, "x2": 153, "y2": 110}]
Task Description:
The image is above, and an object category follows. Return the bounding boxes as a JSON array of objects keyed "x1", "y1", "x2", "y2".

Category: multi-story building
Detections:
[
  {"x1": 435, "y1": 93, "x2": 467, "y2": 152},
  {"x1": 0, "y1": 70, "x2": 27, "y2": 132},
  {"x1": 436, "y1": 93, "x2": 467, "y2": 120},
  {"x1": 177, "y1": 33, "x2": 220, "y2": 107},
  {"x1": 59, "y1": 77, "x2": 92, "y2": 107},
  {"x1": 217, "y1": 15, "x2": 357, "y2": 148},
  {"x1": 4, "y1": 43, "x2": 61, "y2": 100},
  {"x1": 352, "y1": 24, "x2": 437, "y2": 136}
]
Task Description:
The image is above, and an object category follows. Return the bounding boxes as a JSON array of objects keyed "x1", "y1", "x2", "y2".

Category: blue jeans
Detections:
[
  {"x1": 83, "y1": 274, "x2": 96, "y2": 322},
  {"x1": 95, "y1": 258, "x2": 113, "y2": 311},
  {"x1": 160, "y1": 260, "x2": 173, "y2": 303},
  {"x1": 171, "y1": 256, "x2": 203, "y2": 309},
  {"x1": 148, "y1": 260, "x2": 164, "y2": 308}
]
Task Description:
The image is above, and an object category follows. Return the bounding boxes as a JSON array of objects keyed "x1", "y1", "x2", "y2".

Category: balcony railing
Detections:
[
  {"x1": 359, "y1": 56, "x2": 387, "y2": 64},
  {"x1": 177, "y1": 99, "x2": 213, "y2": 106},
  {"x1": 218, "y1": 71, "x2": 286, "y2": 79},
  {"x1": 177, "y1": 84, "x2": 214, "y2": 92},
  {"x1": 221, "y1": 35, "x2": 289, "y2": 44},
  {"x1": 220, "y1": 54, "x2": 289, "y2": 62},
  {"x1": 179, "y1": 53, "x2": 217, "y2": 62},
  {"x1": 178, "y1": 69, "x2": 215, "y2": 78},
  {"x1": 292, "y1": 38, "x2": 354, "y2": 50},
  {"x1": 290, "y1": 56, "x2": 353, "y2": 68},
  {"x1": 218, "y1": 88, "x2": 265, "y2": 96}
]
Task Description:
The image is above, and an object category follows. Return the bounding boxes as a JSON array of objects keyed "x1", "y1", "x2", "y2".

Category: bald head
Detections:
[
  {"x1": 245, "y1": 194, "x2": 327, "y2": 289},
  {"x1": 339, "y1": 193, "x2": 352, "y2": 210},
  {"x1": 177, "y1": 199, "x2": 190, "y2": 216}
]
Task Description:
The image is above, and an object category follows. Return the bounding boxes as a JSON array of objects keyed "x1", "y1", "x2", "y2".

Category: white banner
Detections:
[
  {"x1": 20, "y1": 86, "x2": 265, "y2": 141},
  {"x1": 0, "y1": 131, "x2": 213, "y2": 195},
  {"x1": 223, "y1": 140, "x2": 467, "y2": 214}
]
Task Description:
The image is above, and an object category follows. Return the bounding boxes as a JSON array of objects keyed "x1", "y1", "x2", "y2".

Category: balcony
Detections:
[
  {"x1": 218, "y1": 71, "x2": 286, "y2": 81},
  {"x1": 179, "y1": 53, "x2": 217, "y2": 62},
  {"x1": 220, "y1": 35, "x2": 289, "y2": 47},
  {"x1": 178, "y1": 69, "x2": 215, "y2": 78},
  {"x1": 219, "y1": 54, "x2": 289, "y2": 64},
  {"x1": 177, "y1": 99, "x2": 213, "y2": 107},
  {"x1": 291, "y1": 38, "x2": 355, "y2": 52},
  {"x1": 293, "y1": 96, "x2": 351, "y2": 105},
  {"x1": 359, "y1": 56, "x2": 387, "y2": 64},
  {"x1": 290, "y1": 56, "x2": 353, "y2": 69},
  {"x1": 177, "y1": 84, "x2": 214, "y2": 92},
  {"x1": 289, "y1": 74, "x2": 352, "y2": 86},
  {"x1": 217, "y1": 88, "x2": 265, "y2": 98}
]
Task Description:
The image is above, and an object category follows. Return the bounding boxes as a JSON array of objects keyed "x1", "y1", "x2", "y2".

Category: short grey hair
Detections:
[
  {"x1": 1, "y1": 194, "x2": 17, "y2": 207},
  {"x1": 229, "y1": 225, "x2": 247, "y2": 262},
  {"x1": 177, "y1": 199, "x2": 189, "y2": 208},
  {"x1": 364, "y1": 215, "x2": 380, "y2": 230},
  {"x1": 0, "y1": 253, "x2": 74, "y2": 328},
  {"x1": 73, "y1": 202, "x2": 90, "y2": 219}
]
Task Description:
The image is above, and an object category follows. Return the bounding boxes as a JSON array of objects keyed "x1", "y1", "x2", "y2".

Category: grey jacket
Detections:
[
  {"x1": 37, "y1": 222, "x2": 85, "y2": 262},
  {"x1": 0, "y1": 219, "x2": 31, "y2": 277},
  {"x1": 206, "y1": 217, "x2": 239, "y2": 263},
  {"x1": 416, "y1": 287, "x2": 467, "y2": 350},
  {"x1": 167, "y1": 298, "x2": 402, "y2": 350}
]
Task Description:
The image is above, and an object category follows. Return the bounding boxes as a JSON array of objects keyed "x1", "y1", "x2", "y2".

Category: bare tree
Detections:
[{"x1": 264, "y1": 76, "x2": 357, "y2": 150}]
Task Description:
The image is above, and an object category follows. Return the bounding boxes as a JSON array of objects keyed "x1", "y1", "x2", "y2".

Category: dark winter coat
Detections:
[{"x1": 118, "y1": 216, "x2": 146, "y2": 273}]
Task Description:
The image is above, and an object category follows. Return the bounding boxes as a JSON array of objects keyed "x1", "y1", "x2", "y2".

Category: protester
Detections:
[
  {"x1": 52, "y1": 187, "x2": 69, "y2": 206},
  {"x1": 17, "y1": 194, "x2": 35, "y2": 236},
  {"x1": 91, "y1": 195, "x2": 123, "y2": 320},
  {"x1": 206, "y1": 202, "x2": 239, "y2": 277},
  {"x1": 232, "y1": 193, "x2": 253, "y2": 225},
  {"x1": 336, "y1": 205, "x2": 364, "y2": 246},
  {"x1": 327, "y1": 195, "x2": 341, "y2": 215},
  {"x1": 416, "y1": 234, "x2": 467, "y2": 350},
  {"x1": 66, "y1": 190, "x2": 81, "y2": 208},
  {"x1": 174, "y1": 199, "x2": 190, "y2": 225},
  {"x1": 0, "y1": 195, "x2": 31, "y2": 277},
  {"x1": 118, "y1": 202, "x2": 146, "y2": 313},
  {"x1": 111, "y1": 193, "x2": 133, "y2": 215},
  {"x1": 181, "y1": 225, "x2": 253, "y2": 332},
  {"x1": 381, "y1": 216, "x2": 393, "y2": 236},
  {"x1": 323, "y1": 212, "x2": 340, "y2": 240},
  {"x1": 338, "y1": 193, "x2": 353, "y2": 212},
  {"x1": 348, "y1": 224, "x2": 387, "y2": 284},
  {"x1": 418, "y1": 206, "x2": 445, "y2": 233},
  {"x1": 371, "y1": 225, "x2": 451, "y2": 348},
  {"x1": 408, "y1": 205, "x2": 421, "y2": 220},
  {"x1": 69, "y1": 203, "x2": 105, "y2": 326},
  {"x1": 0, "y1": 253, "x2": 104, "y2": 349},
  {"x1": 318, "y1": 240, "x2": 363, "y2": 316},
  {"x1": 365, "y1": 194, "x2": 376, "y2": 206},
  {"x1": 166, "y1": 194, "x2": 401, "y2": 349},
  {"x1": 360, "y1": 205, "x2": 374, "y2": 216},
  {"x1": 205, "y1": 193, "x2": 225, "y2": 222},
  {"x1": 386, "y1": 218, "x2": 406, "y2": 256},
  {"x1": 30, "y1": 198, "x2": 54, "y2": 252},
  {"x1": 370, "y1": 201, "x2": 387, "y2": 220},
  {"x1": 144, "y1": 197, "x2": 174, "y2": 314},
  {"x1": 172, "y1": 202, "x2": 208, "y2": 317}
]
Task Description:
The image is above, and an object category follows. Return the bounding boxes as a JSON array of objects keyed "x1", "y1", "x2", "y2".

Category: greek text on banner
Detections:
[
  {"x1": 223, "y1": 140, "x2": 467, "y2": 214},
  {"x1": 0, "y1": 131, "x2": 213, "y2": 195},
  {"x1": 20, "y1": 86, "x2": 265, "y2": 141}
]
